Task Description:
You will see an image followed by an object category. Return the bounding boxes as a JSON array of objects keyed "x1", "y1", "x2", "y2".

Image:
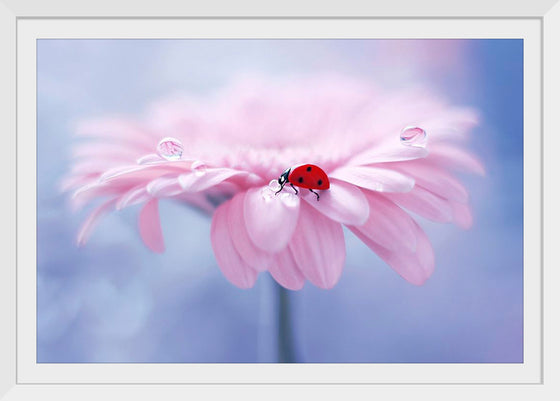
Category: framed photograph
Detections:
[{"x1": 2, "y1": 0, "x2": 558, "y2": 399}]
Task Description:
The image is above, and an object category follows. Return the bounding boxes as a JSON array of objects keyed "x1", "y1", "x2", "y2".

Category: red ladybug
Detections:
[{"x1": 275, "y1": 164, "x2": 330, "y2": 201}]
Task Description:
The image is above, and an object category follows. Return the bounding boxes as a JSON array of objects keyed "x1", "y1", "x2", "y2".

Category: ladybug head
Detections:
[{"x1": 278, "y1": 167, "x2": 291, "y2": 186}]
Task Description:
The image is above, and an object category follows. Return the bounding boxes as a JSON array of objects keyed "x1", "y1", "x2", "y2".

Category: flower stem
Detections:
[{"x1": 277, "y1": 284, "x2": 297, "y2": 363}]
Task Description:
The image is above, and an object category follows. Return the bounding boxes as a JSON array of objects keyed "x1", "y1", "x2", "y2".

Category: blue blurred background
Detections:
[{"x1": 37, "y1": 39, "x2": 523, "y2": 363}]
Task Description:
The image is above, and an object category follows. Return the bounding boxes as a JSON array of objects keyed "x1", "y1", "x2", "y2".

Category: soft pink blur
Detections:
[{"x1": 63, "y1": 75, "x2": 483, "y2": 290}]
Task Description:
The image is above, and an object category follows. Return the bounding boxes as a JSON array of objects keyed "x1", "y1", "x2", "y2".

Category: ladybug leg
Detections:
[
  {"x1": 309, "y1": 188, "x2": 320, "y2": 201},
  {"x1": 275, "y1": 183, "x2": 285, "y2": 196},
  {"x1": 290, "y1": 183, "x2": 299, "y2": 195}
]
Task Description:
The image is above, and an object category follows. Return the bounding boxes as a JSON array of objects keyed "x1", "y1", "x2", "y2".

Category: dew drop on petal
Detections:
[
  {"x1": 400, "y1": 126, "x2": 427, "y2": 148},
  {"x1": 191, "y1": 160, "x2": 207, "y2": 177},
  {"x1": 157, "y1": 137, "x2": 184, "y2": 160},
  {"x1": 279, "y1": 192, "x2": 298, "y2": 208},
  {"x1": 260, "y1": 186, "x2": 275, "y2": 203},
  {"x1": 268, "y1": 179, "x2": 282, "y2": 192}
]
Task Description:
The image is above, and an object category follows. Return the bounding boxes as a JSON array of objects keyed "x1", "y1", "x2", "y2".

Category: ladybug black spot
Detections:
[
  {"x1": 318, "y1": 179, "x2": 323, "y2": 186},
  {"x1": 298, "y1": 177, "x2": 304, "y2": 183},
  {"x1": 306, "y1": 166, "x2": 312, "y2": 172}
]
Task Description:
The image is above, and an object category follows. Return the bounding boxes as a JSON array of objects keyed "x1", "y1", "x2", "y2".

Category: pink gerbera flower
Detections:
[{"x1": 63, "y1": 76, "x2": 483, "y2": 290}]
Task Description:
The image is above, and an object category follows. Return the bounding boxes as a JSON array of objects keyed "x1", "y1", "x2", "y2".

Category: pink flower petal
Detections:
[
  {"x1": 289, "y1": 202, "x2": 346, "y2": 289},
  {"x1": 351, "y1": 220, "x2": 434, "y2": 285},
  {"x1": 419, "y1": 108, "x2": 479, "y2": 142},
  {"x1": 243, "y1": 186, "x2": 300, "y2": 253},
  {"x1": 99, "y1": 162, "x2": 190, "y2": 185},
  {"x1": 302, "y1": 179, "x2": 369, "y2": 226},
  {"x1": 384, "y1": 186, "x2": 454, "y2": 223},
  {"x1": 349, "y1": 138, "x2": 428, "y2": 166},
  {"x1": 227, "y1": 192, "x2": 273, "y2": 272},
  {"x1": 176, "y1": 193, "x2": 217, "y2": 214},
  {"x1": 329, "y1": 165, "x2": 415, "y2": 193},
  {"x1": 210, "y1": 201, "x2": 259, "y2": 289},
  {"x1": 351, "y1": 192, "x2": 417, "y2": 252},
  {"x1": 138, "y1": 199, "x2": 165, "y2": 253},
  {"x1": 58, "y1": 173, "x2": 98, "y2": 192},
  {"x1": 178, "y1": 168, "x2": 249, "y2": 192},
  {"x1": 71, "y1": 182, "x2": 124, "y2": 211},
  {"x1": 146, "y1": 177, "x2": 184, "y2": 197},
  {"x1": 76, "y1": 200, "x2": 116, "y2": 246},
  {"x1": 451, "y1": 202, "x2": 473, "y2": 229},
  {"x1": 268, "y1": 249, "x2": 305, "y2": 290},
  {"x1": 428, "y1": 144, "x2": 485, "y2": 175},
  {"x1": 391, "y1": 161, "x2": 469, "y2": 203},
  {"x1": 115, "y1": 186, "x2": 151, "y2": 210},
  {"x1": 137, "y1": 153, "x2": 166, "y2": 164}
]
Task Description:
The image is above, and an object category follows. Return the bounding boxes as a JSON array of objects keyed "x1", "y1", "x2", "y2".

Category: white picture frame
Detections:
[{"x1": 1, "y1": 0, "x2": 558, "y2": 399}]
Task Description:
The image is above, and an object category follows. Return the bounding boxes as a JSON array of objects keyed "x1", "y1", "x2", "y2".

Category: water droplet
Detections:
[
  {"x1": 191, "y1": 160, "x2": 207, "y2": 177},
  {"x1": 156, "y1": 137, "x2": 184, "y2": 160},
  {"x1": 260, "y1": 187, "x2": 275, "y2": 202},
  {"x1": 279, "y1": 192, "x2": 298, "y2": 208},
  {"x1": 400, "y1": 126, "x2": 427, "y2": 148},
  {"x1": 268, "y1": 179, "x2": 281, "y2": 192}
]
